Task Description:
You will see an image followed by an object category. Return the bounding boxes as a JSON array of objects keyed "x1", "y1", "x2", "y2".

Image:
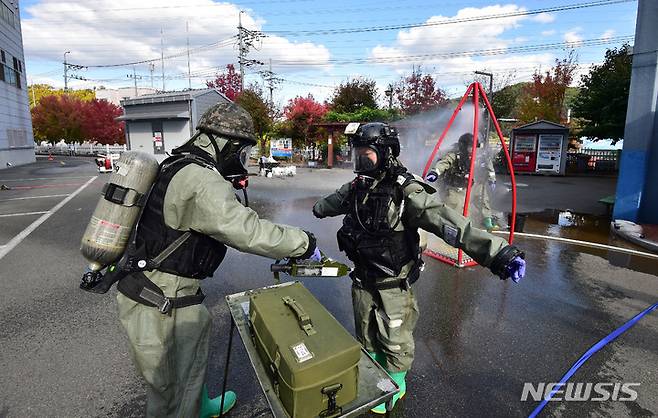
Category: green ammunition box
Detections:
[{"x1": 249, "y1": 282, "x2": 360, "y2": 418}]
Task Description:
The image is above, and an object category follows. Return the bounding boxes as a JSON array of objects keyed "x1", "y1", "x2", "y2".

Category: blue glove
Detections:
[
  {"x1": 506, "y1": 256, "x2": 526, "y2": 283},
  {"x1": 425, "y1": 171, "x2": 439, "y2": 182},
  {"x1": 489, "y1": 180, "x2": 496, "y2": 192},
  {"x1": 310, "y1": 247, "x2": 322, "y2": 262}
]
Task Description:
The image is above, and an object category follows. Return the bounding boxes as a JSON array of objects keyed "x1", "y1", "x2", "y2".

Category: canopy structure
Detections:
[{"x1": 421, "y1": 82, "x2": 518, "y2": 267}]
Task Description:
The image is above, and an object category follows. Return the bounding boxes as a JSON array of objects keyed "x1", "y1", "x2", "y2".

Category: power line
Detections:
[
  {"x1": 265, "y1": 0, "x2": 636, "y2": 36},
  {"x1": 270, "y1": 35, "x2": 633, "y2": 66}
]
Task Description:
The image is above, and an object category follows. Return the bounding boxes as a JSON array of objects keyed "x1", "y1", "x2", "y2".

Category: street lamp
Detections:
[
  {"x1": 63, "y1": 51, "x2": 71, "y2": 91},
  {"x1": 384, "y1": 84, "x2": 393, "y2": 110}
]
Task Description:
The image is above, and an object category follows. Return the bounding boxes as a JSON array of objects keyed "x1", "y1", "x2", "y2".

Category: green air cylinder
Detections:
[{"x1": 80, "y1": 151, "x2": 159, "y2": 271}]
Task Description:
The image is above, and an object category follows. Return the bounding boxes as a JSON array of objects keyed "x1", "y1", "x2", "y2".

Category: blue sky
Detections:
[{"x1": 19, "y1": 0, "x2": 638, "y2": 104}]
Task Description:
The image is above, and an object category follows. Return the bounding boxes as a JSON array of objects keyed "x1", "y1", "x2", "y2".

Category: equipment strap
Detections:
[
  {"x1": 117, "y1": 272, "x2": 205, "y2": 315},
  {"x1": 150, "y1": 231, "x2": 191, "y2": 268}
]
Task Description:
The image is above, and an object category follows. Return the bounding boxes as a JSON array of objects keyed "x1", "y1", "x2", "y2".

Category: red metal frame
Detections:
[{"x1": 423, "y1": 82, "x2": 517, "y2": 267}]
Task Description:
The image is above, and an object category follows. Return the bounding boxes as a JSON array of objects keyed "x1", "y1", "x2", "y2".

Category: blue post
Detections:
[{"x1": 613, "y1": 0, "x2": 658, "y2": 223}]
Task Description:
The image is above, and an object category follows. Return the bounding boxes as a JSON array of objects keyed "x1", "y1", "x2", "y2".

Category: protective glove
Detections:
[
  {"x1": 506, "y1": 256, "x2": 526, "y2": 283},
  {"x1": 425, "y1": 170, "x2": 439, "y2": 182},
  {"x1": 309, "y1": 246, "x2": 323, "y2": 262}
]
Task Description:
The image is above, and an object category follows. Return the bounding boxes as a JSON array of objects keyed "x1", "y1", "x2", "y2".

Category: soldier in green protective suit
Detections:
[
  {"x1": 115, "y1": 102, "x2": 320, "y2": 418},
  {"x1": 425, "y1": 133, "x2": 497, "y2": 230},
  {"x1": 313, "y1": 122, "x2": 526, "y2": 414}
]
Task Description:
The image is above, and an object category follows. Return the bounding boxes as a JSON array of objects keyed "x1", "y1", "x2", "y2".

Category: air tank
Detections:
[{"x1": 80, "y1": 151, "x2": 159, "y2": 271}]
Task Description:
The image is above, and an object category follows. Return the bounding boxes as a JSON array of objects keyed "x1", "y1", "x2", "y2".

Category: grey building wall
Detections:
[
  {"x1": 0, "y1": 0, "x2": 35, "y2": 169},
  {"x1": 125, "y1": 122, "x2": 153, "y2": 155},
  {"x1": 162, "y1": 120, "x2": 190, "y2": 152},
  {"x1": 192, "y1": 91, "x2": 229, "y2": 128},
  {"x1": 122, "y1": 101, "x2": 190, "y2": 117}
]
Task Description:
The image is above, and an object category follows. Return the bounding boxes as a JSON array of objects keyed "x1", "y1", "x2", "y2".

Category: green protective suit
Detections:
[
  {"x1": 433, "y1": 152, "x2": 496, "y2": 221},
  {"x1": 117, "y1": 134, "x2": 311, "y2": 418},
  {"x1": 313, "y1": 173, "x2": 510, "y2": 372}
]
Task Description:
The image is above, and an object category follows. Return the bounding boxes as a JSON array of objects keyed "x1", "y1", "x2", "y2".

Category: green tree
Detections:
[
  {"x1": 518, "y1": 52, "x2": 578, "y2": 124},
  {"x1": 236, "y1": 85, "x2": 272, "y2": 153},
  {"x1": 330, "y1": 78, "x2": 378, "y2": 113},
  {"x1": 27, "y1": 84, "x2": 95, "y2": 108},
  {"x1": 324, "y1": 107, "x2": 399, "y2": 123},
  {"x1": 572, "y1": 44, "x2": 632, "y2": 141}
]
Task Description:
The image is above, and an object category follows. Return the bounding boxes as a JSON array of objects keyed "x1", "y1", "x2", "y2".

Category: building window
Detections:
[
  {"x1": 0, "y1": 48, "x2": 22, "y2": 89},
  {"x1": 1, "y1": 2, "x2": 18, "y2": 29}
]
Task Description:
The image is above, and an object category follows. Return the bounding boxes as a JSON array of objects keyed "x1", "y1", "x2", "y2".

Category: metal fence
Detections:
[
  {"x1": 35, "y1": 143, "x2": 127, "y2": 156},
  {"x1": 566, "y1": 149, "x2": 621, "y2": 173}
]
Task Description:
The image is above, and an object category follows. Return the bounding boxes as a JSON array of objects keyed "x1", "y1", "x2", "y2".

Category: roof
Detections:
[
  {"x1": 116, "y1": 110, "x2": 190, "y2": 121},
  {"x1": 120, "y1": 88, "x2": 229, "y2": 106},
  {"x1": 513, "y1": 120, "x2": 568, "y2": 131}
]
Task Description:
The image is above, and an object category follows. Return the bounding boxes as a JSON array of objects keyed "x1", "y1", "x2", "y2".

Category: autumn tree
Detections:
[
  {"x1": 572, "y1": 44, "x2": 632, "y2": 141},
  {"x1": 206, "y1": 64, "x2": 241, "y2": 101},
  {"x1": 283, "y1": 95, "x2": 328, "y2": 147},
  {"x1": 518, "y1": 52, "x2": 578, "y2": 124},
  {"x1": 31, "y1": 95, "x2": 125, "y2": 144},
  {"x1": 27, "y1": 84, "x2": 95, "y2": 108},
  {"x1": 81, "y1": 99, "x2": 125, "y2": 144},
  {"x1": 236, "y1": 85, "x2": 272, "y2": 153},
  {"x1": 330, "y1": 78, "x2": 378, "y2": 113},
  {"x1": 395, "y1": 68, "x2": 447, "y2": 115}
]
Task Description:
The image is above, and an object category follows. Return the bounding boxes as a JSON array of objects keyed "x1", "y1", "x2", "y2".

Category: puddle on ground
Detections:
[{"x1": 510, "y1": 209, "x2": 658, "y2": 276}]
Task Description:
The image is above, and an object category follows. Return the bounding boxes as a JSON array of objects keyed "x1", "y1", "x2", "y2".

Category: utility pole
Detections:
[
  {"x1": 63, "y1": 51, "x2": 70, "y2": 91},
  {"x1": 149, "y1": 62, "x2": 155, "y2": 89},
  {"x1": 127, "y1": 66, "x2": 142, "y2": 97},
  {"x1": 160, "y1": 28, "x2": 165, "y2": 92},
  {"x1": 238, "y1": 11, "x2": 244, "y2": 91},
  {"x1": 385, "y1": 84, "x2": 394, "y2": 110},
  {"x1": 475, "y1": 70, "x2": 494, "y2": 142},
  {"x1": 268, "y1": 59, "x2": 273, "y2": 105},
  {"x1": 237, "y1": 11, "x2": 264, "y2": 92},
  {"x1": 186, "y1": 21, "x2": 192, "y2": 91}
]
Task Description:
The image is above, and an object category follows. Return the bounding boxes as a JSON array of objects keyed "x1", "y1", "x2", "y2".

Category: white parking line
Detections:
[
  {"x1": 0, "y1": 176, "x2": 97, "y2": 261},
  {"x1": 0, "y1": 176, "x2": 94, "y2": 182},
  {"x1": 0, "y1": 194, "x2": 70, "y2": 202},
  {"x1": 0, "y1": 211, "x2": 48, "y2": 218}
]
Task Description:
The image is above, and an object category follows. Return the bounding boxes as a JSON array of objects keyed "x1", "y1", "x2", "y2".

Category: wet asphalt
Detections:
[{"x1": 0, "y1": 157, "x2": 656, "y2": 418}]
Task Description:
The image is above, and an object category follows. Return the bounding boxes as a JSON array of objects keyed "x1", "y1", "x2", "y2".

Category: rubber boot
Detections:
[
  {"x1": 371, "y1": 370, "x2": 407, "y2": 414},
  {"x1": 199, "y1": 385, "x2": 237, "y2": 418}
]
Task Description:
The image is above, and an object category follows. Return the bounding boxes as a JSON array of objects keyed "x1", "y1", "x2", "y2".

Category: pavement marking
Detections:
[
  {"x1": 0, "y1": 211, "x2": 48, "y2": 218},
  {"x1": 0, "y1": 194, "x2": 70, "y2": 202},
  {"x1": 0, "y1": 176, "x2": 98, "y2": 262},
  {"x1": 10, "y1": 182, "x2": 86, "y2": 190},
  {"x1": 493, "y1": 230, "x2": 658, "y2": 260},
  {"x1": 0, "y1": 176, "x2": 95, "y2": 182}
]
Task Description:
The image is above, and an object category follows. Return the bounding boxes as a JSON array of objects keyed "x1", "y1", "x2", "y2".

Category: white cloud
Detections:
[
  {"x1": 601, "y1": 29, "x2": 615, "y2": 41},
  {"x1": 368, "y1": 5, "x2": 555, "y2": 88},
  {"x1": 22, "y1": 0, "x2": 330, "y2": 87},
  {"x1": 533, "y1": 13, "x2": 555, "y2": 23},
  {"x1": 564, "y1": 28, "x2": 584, "y2": 47},
  {"x1": 541, "y1": 30, "x2": 556, "y2": 36}
]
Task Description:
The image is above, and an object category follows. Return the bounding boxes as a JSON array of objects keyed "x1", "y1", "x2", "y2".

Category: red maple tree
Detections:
[
  {"x1": 395, "y1": 69, "x2": 447, "y2": 115},
  {"x1": 31, "y1": 95, "x2": 125, "y2": 144},
  {"x1": 81, "y1": 99, "x2": 125, "y2": 144},
  {"x1": 282, "y1": 95, "x2": 328, "y2": 145},
  {"x1": 206, "y1": 64, "x2": 242, "y2": 101}
]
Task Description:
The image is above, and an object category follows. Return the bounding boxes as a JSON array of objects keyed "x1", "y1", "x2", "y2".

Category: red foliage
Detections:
[
  {"x1": 206, "y1": 64, "x2": 242, "y2": 101},
  {"x1": 283, "y1": 95, "x2": 328, "y2": 144},
  {"x1": 396, "y1": 70, "x2": 447, "y2": 115},
  {"x1": 81, "y1": 99, "x2": 126, "y2": 144},
  {"x1": 31, "y1": 95, "x2": 125, "y2": 144}
]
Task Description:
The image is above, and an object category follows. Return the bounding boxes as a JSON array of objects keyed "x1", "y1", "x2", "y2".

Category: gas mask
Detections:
[{"x1": 353, "y1": 146, "x2": 383, "y2": 175}]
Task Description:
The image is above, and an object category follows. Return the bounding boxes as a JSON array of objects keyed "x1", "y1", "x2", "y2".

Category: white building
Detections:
[
  {"x1": 0, "y1": 0, "x2": 34, "y2": 169},
  {"x1": 118, "y1": 89, "x2": 229, "y2": 159},
  {"x1": 95, "y1": 86, "x2": 158, "y2": 106}
]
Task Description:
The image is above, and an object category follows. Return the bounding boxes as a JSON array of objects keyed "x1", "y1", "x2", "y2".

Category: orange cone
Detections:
[{"x1": 47, "y1": 153, "x2": 54, "y2": 161}]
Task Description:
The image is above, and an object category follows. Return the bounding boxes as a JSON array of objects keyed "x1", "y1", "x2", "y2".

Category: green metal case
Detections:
[{"x1": 249, "y1": 282, "x2": 360, "y2": 418}]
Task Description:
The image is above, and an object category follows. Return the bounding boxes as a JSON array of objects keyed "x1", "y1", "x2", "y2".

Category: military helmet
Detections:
[
  {"x1": 346, "y1": 122, "x2": 400, "y2": 157},
  {"x1": 197, "y1": 102, "x2": 257, "y2": 145}
]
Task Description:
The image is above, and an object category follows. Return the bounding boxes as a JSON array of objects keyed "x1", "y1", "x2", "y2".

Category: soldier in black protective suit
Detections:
[{"x1": 313, "y1": 122, "x2": 526, "y2": 413}]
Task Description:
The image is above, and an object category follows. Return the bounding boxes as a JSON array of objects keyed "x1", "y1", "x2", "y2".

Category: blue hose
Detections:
[{"x1": 529, "y1": 301, "x2": 658, "y2": 418}]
